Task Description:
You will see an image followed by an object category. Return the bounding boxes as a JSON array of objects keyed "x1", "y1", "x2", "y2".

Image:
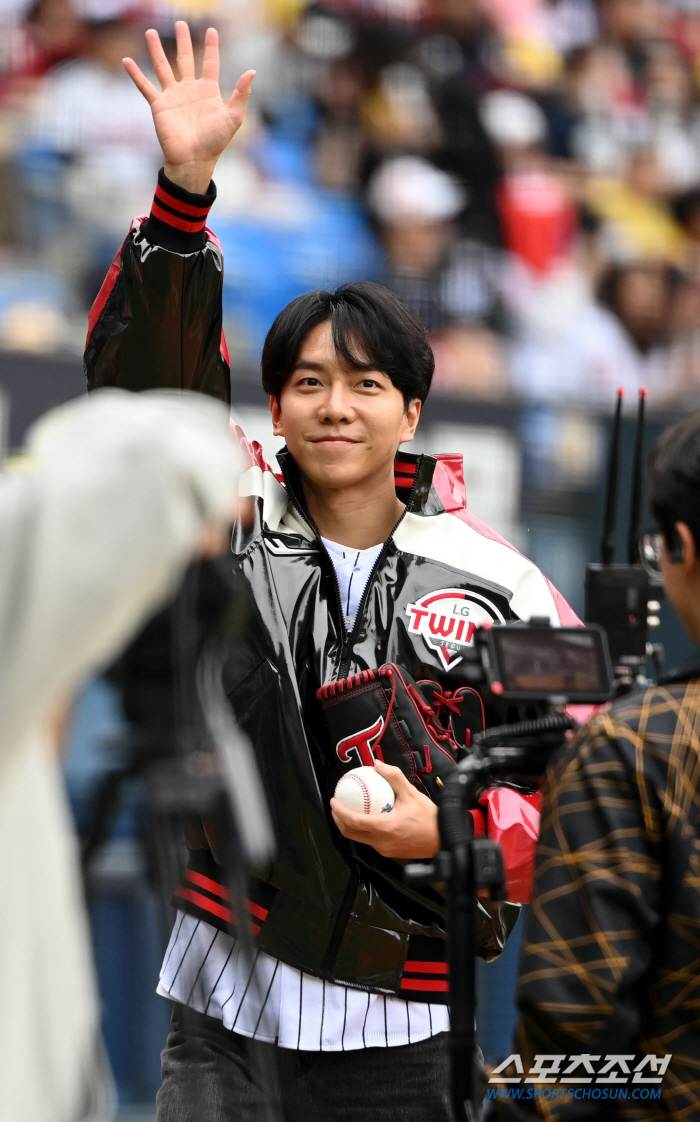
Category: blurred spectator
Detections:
[
  {"x1": 673, "y1": 182, "x2": 700, "y2": 276},
  {"x1": 363, "y1": 60, "x2": 441, "y2": 152},
  {"x1": 481, "y1": 89, "x2": 549, "y2": 170},
  {"x1": 586, "y1": 148, "x2": 689, "y2": 263},
  {"x1": 480, "y1": 90, "x2": 579, "y2": 279},
  {"x1": 21, "y1": 11, "x2": 159, "y2": 303},
  {"x1": 369, "y1": 154, "x2": 463, "y2": 328},
  {"x1": 596, "y1": 0, "x2": 668, "y2": 73},
  {"x1": 599, "y1": 258, "x2": 700, "y2": 400},
  {"x1": 367, "y1": 154, "x2": 508, "y2": 395},
  {"x1": 644, "y1": 40, "x2": 700, "y2": 192},
  {"x1": 563, "y1": 42, "x2": 648, "y2": 172},
  {"x1": 508, "y1": 252, "x2": 700, "y2": 404},
  {"x1": 599, "y1": 258, "x2": 676, "y2": 352},
  {"x1": 0, "y1": 0, "x2": 85, "y2": 254},
  {"x1": 315, "y1": 56, "x2": 365, "y2": 189},
  {"x1": 431, "y1": 321, "x2": 510, "y2": 398},
  {"x1": 674, "y1": 183, "x2": 700, "y2": 241},
  {"x1": 369, "y1": 154, "x2": 504, "y2": 325},
  {"x1": 417, "y1": 0, "x2": 504, "y2": 243},
  {"x1": 0, "y1": 0, "x2": 86, "y2": 102}
]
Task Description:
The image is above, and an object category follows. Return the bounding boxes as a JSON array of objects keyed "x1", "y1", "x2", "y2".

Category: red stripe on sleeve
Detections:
[
  {"x1": 400, "y1": 978, "x2": 450, "y2": 992},
  {"x1": 151, "y1": 200, "x2": 207, "y2": 233},
  {"x1": 245, "y1": 898, "x2": 269, "y2": 922},
  {"x1": 402, "y1": 960, "x2": 449, "y2": 973},
  {"x1": 155, "y1": 182, "x2": 212, "y2": 218},
  {"x1": 185, "y1": 868, "x2": 231, "y2": 901},
  {"x1": 183, "y1": 869, "x2": 269, "y2": 921},
  {"x1": 174, "y1": 887, "x2": 262, "y2": 935}
]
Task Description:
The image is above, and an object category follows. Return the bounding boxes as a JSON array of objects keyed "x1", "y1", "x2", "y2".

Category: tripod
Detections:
[{"x1": 406, "y1": 713, "x2": 576, "y2": 1121}]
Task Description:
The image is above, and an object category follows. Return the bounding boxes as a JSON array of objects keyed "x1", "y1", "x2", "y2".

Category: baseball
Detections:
[{"x1": 334, "y1": 766, "x2": 395, "y2": 815}]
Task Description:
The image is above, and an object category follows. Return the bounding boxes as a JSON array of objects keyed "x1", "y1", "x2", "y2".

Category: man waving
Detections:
[{"x1": 86, "y1": 23, "x2": 578, "y2": 1122}]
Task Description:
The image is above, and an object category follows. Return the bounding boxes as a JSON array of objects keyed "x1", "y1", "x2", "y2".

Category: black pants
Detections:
[{"x1": 155, "y1": 1004, "x2": 455, "y2": 1122}]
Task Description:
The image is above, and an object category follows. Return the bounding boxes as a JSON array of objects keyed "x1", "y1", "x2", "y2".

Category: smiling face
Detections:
[{"x1": 270, "y1": 321, "x2": 421, "y2": 494}]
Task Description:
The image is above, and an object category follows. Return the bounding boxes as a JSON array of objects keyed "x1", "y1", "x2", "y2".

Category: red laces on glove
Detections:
[
  {"x1": 406, "y1": 682, "x2": 453, "y2": 743},
  {"x1": 428, "y1": 688, "x2": 463, "y2": 719}
]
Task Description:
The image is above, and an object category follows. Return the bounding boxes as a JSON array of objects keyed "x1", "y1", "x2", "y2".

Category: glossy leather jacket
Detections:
[{"x1": 85, "y1": 174, "x2": 579, "y2": 1002}]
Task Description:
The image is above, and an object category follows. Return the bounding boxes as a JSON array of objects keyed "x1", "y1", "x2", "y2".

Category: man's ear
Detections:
[
  {"x1": 400, "y1": 398, "x2": 422, "y2": 444},
  {"x1": 674, "y1": 522, "x2": 697, "y2": 570},
  {"x1": 270, "y1": 394, "x2": 284, "y2": 437}
]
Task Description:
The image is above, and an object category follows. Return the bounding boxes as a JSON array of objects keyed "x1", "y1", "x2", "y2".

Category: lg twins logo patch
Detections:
[{"x1": 405, "y1": 588, "x2": 505, "y2": 671}]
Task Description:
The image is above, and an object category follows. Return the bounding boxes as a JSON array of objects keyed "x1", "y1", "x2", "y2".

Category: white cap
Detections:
[
  {"x1": 73, "y1": 0, "x2": 136, "y2": 20},
  {"x1": 479, "y1": 89, "x2": 547, "y2": 148},
  {"x1": 368, "y1": 157, "x2": 465, "y2": 224}
]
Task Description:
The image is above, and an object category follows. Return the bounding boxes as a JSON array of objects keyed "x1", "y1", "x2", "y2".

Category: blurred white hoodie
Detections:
[{"x1": 0, "y1": 389, "x2": 240, "y2": 1122}]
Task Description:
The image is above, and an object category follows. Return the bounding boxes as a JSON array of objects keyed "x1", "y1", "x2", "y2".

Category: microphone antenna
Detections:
[
  {"x1": 627, "y1": 388, "x2": 646, "y2": 565},
  {"x1": 601, "y1": 388, "x2": 624, "y2": 565}
]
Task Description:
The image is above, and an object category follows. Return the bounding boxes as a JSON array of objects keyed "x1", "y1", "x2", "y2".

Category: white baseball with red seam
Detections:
[{"x1": 334, "y1": 766, "x2": 395, "y2": 815}]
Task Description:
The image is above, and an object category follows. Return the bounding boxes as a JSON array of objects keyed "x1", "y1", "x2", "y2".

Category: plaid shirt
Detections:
[{"x1": 498, "y1": 655, "x2": 700, "y2": 1120}]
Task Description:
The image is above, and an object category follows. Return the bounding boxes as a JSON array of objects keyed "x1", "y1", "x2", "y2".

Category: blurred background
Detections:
[{"x1": 1, "y1": 0, "x2": 699, "y2": 1115}]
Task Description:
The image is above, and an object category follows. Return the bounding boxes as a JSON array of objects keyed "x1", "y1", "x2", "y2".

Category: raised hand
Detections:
[{"x1": 123, "y1": 21, "x2": 255, "y2": 194}]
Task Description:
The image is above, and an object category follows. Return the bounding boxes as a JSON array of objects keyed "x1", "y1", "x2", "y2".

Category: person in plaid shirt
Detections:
[{"x1": 493, "y1": 411, "x2": 700, "y2": 1121}]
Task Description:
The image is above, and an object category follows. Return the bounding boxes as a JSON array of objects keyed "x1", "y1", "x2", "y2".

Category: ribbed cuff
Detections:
[{"x1": 141, "y1": 168, "x2": 217, "y2": 253}]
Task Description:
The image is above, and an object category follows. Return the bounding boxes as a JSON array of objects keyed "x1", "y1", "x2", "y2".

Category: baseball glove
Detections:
[{"x1": 316, "y1": 663, "x2": 470, "y2": 803}]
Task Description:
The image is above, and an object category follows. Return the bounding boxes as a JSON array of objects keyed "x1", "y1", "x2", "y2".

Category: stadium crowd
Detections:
[{"x1": 3, "y1": 0, "x2": 700, "y2": 406}]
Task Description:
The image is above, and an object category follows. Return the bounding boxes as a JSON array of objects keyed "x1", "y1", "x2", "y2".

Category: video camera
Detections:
[
  {"x1": 404, "y1": 618, "x2": 615, "y2": 1122},
  {"x1": 422, "y1": 388, "x2": 666, "y2": 1122},
  {"x1": 463, "y1": 618, "x2": 612, "y2": 703}
]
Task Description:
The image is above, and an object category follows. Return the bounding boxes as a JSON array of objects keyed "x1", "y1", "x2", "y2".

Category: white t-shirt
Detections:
[{"x1": 157, "y1": 537, "x2": 450, "y2": 1049}]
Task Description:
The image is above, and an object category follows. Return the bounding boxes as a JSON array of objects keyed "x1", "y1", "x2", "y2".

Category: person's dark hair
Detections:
[
  {"x1": 672, "y1": 187, "x2": 700, "y2": 231},
  {"x1": 261, "y1": 282, "x2": 434, "y2": 407},
  {"x1": 650, "y1": 412, "x2": 700, "y2": 553}
]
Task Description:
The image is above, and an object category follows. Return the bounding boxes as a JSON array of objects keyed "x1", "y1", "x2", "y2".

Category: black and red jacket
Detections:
[{"x1": 85, "y1": 171, "x2": 579, "y2": 1002}]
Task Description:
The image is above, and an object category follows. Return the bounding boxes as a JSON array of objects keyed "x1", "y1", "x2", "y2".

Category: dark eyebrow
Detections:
[
  {"x1": 291, "y1": 360, "x2": 326, "y2": 374},
  {"x1": 291, "y1": 359, "x2": 387, "y2": 378}
]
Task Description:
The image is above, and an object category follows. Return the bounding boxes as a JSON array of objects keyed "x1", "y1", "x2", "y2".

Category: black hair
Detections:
[
  {"x1": 650, "y1": 412, "x2": 700, "y2": 553},
  {"x1": 261, "y1": 282, "x2": 434, "y2": 407},
  {"x1": 597, "y1": 261, "x2": 678, "y2": 313},
  {"x1": 672, "y1": 186, "x2": 700, "y2": 230}
]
